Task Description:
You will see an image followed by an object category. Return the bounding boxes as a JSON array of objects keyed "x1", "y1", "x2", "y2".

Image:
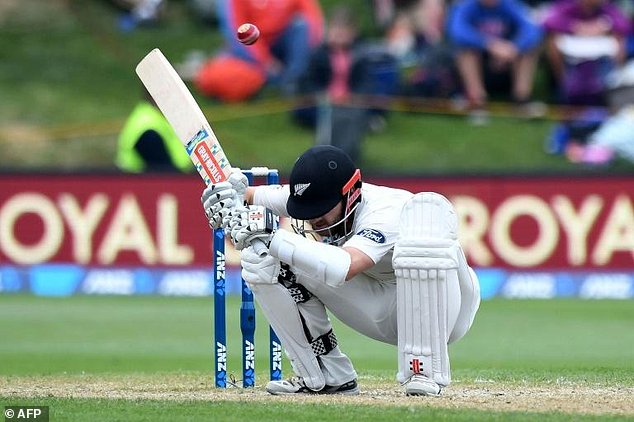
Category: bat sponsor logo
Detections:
[
  {"x1": 186, "y1": 129, "x2": 209, "y2": 153},
  {"x1": 194, "y1": 142, "x2": 225, "y2": 183}
]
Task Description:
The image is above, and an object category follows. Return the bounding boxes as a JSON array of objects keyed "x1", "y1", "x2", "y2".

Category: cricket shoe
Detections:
[
  {"x1": 404, "y1": 374, "x2": 441, "y2": 397},
  {"x1": 266, "y1": 376, "x2": 359, "y2": 395}
]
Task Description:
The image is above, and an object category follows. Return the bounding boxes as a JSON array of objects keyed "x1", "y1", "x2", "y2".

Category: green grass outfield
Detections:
[{"x1": 1, "y1": 295, "x2": 633, "y2": 421}]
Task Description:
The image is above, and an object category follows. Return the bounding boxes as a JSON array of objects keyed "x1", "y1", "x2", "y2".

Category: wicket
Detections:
[{"x1": 214, "y1": 167, "x2": 283, "y2": 388}]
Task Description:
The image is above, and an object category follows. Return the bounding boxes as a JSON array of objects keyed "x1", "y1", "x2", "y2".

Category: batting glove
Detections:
[
  {"x1": 240, "y1": 246, "x2": 281, "y2": 285},
  {"x1": 201, "y1": 172, "x2": 249, "y2": 229},
  {"x1": 228, "y1": 205, "x2": 276, "y2": 251}
]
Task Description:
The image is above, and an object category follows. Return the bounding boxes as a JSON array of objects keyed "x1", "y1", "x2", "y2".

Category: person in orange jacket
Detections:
[{"x1": 216, "y1": 0, "x2": 324, "y2": 95}]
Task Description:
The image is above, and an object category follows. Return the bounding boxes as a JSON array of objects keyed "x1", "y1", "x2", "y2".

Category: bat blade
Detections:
[
  {"x1": 135, "y1": 49, "x2": 270, "y2": 257},
  {"x1": 135, "y1": 48, "x2": 231, "y2": 185}
]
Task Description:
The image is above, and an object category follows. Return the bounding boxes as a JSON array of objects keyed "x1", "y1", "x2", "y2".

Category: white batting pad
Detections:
[
  {"x1": 393, "y1": 192, "x2": 461, "y2": 387},
  {"x1": 248, "y1": 283, "x2": 326, "y2": 390}
]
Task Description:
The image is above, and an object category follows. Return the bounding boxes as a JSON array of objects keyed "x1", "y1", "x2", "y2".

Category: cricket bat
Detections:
[{"x1": 135, "y1": 48, "x2": 268, "y2": 255}]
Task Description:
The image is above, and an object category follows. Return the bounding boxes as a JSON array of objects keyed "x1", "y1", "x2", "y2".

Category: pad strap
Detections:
[
  {"x1": 311, "y1": 330, "x2": 338, "y2": 356},
  {"x1": 278, "y1": 263, "x2": 313, "y2": 304}
]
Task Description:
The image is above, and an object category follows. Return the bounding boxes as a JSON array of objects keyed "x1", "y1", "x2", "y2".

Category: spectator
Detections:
[
  {"x1": 542, "y1": 0, "x2": 630, "y2": 106},
  {"x1": 116, "y1": 89, "x2": 192, "y2": 173},
  {"x1": 187, "y1": 0, "x2": 218, "y2": 25},
  {"x1": 545, "y1": 51, "x2": 634, "y2": 160},
  {"x1": 566, "y1": 104, "x2": 634, "y2": 164},
  {"x1": 382, "y1": 0, "x2": 447, "y2": 54},
  {"x1": 194, "y1": 0, "x2": 324, "y2": 101},
  {"x1": 293, "y1": 6, "x2": 399, "y2": 162},
  {"x1": 374, "y1": 0, "x2": 458, "y2": 99},
  {"x1": 626, "y1": 0, "x2": 634, "y2": 59},
  {"x1": 447, "y1": 0, "x2": 544, "y2": 115},
  {"x1": 111, "y1": 0, "x2": 165, "y2": 31}
]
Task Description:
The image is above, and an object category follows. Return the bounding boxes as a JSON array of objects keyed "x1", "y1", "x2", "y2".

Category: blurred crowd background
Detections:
[{"x1": 2, "y1": 0, "x2": 634, "y2": 175}]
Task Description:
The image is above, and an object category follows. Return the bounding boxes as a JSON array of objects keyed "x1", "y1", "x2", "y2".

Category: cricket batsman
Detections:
[{"x1": 202, "y1": 145, "x2": 480, "y2": 396}]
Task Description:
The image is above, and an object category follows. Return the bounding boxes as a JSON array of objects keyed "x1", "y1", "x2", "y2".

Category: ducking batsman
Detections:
[{"x1": 202, "y1": 145, "x2": 481, "y2": 396}]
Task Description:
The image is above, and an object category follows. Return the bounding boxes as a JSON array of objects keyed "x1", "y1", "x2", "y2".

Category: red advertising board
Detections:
[
  {"x1": 376, "y1": 176, "x2": 633, "y2": 269},
  {"x1": 0, "y1": 174, "x2": 207, "y2": 267},
  {"x1": 0, "y1": 174, "x2": 632, "y2": 269}
]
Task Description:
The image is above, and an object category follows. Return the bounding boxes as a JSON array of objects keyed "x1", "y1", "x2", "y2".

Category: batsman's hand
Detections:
[
  {"x1": 241, "y1": 246, "x2": 280, "y2": 285},
  {"x1": 201, "y1": 172, "x2": 249, "y2": 229},
  {"x1": 228, "y1": 205, "x2": 276, "y2": 251}
]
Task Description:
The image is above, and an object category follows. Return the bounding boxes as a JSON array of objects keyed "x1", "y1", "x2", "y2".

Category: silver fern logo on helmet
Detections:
[{"x1": 294, "y1": 183, "x2": 311, "y2": 196}]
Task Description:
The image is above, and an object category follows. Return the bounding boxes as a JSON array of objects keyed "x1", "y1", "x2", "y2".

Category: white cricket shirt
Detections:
[{"x1": 253, "y1": 182, "x2": 413, "y2": 282}]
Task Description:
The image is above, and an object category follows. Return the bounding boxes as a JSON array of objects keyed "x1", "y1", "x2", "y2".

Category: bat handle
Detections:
[{"x1": 251, "y1": 239, "x2": 269, "y2": 257}]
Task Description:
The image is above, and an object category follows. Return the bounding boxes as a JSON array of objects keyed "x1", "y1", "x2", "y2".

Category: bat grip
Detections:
[{"x1": 252, "y1": 239, "x2": 269, "y2": 257}]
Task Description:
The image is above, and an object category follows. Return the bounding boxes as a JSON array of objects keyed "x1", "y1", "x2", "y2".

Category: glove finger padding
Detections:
[
  {"x1": 207, "y1": 198, "x2": 237, "y2": 229},
  {"x1": 240, "y1": 246, "x2": 281, "y2": 285},
  {"x1": 201, "y1": 181, "x2": 233, "y2": 204},
  {"x1": 227, "y1": 206, "x2": 249, "y2": 235},
  {"x1": 202, "y1": 182, "x2": 238, "y2": 229}
]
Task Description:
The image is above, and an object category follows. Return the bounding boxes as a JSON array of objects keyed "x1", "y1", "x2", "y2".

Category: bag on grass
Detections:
[{"x1": 194, "y1": 56, "x2": 265, "y2": 102}]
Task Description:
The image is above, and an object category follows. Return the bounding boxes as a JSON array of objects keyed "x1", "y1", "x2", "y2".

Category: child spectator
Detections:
[
  {"x1": 381, "y1": 0, "x2": 447, "y2": 52},
  {"x1": 292, "y1": 6, "x2": 399, "y2": 162},
  {"x1": 377, "y1": 0, "x2": 459, "y2": 99}
]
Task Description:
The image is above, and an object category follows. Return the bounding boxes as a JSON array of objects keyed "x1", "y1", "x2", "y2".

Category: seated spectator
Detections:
[
  {"x1": 376, "y1": 0, "x2": 459, "y2": 99},
  {"x1": 566, "y1": 104, "x2": 634, "y2": 164},
  {"x1": 545, "y1": 57, "x2": 634, "y2": 160},
  {"x1": 542, "y1": 0, "x2": 630, "y2": 106},
  {"x1": 292, "y1": 6, "x2": 399, "y2": 162},
  {"x1": 381, "y1": 0, "x2": 447, "y2": 55},
  {"x1": 194, "y1": 0, "x2": 324, "y2": 101},
  {"x1": 447, "y1": 0, "x2": 544, "y2": 113},
  {"x1": 116, "y1": 89, "x2": 192, "y2": 173}
]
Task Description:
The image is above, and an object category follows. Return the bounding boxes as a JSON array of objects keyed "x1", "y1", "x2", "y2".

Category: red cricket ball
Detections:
[{"x1": 236, "y1": 23, "x2": 260, "y2": 45}]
